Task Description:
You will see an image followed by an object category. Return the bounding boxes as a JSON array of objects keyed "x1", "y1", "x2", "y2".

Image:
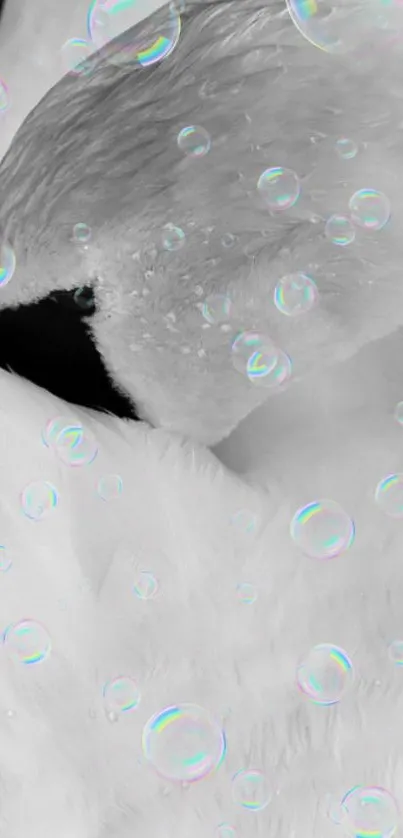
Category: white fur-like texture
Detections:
[{"x1": 1, "y1": 367, "x2": 403, "y2": 838}]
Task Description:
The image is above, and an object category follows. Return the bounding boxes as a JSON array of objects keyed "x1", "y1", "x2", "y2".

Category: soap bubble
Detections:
[
  {"x1": 388, "y1": 640, "x2": 403, "y2": 665},
  {"x1": 325, "y1": 214, "x2": 356, "y2": 246},
  {"x1": 335, "y1": 138, "x2": 358, "y2": 160},
  {"x1": 394, "y1": 401, "x2": 403, "y2": 425},
  {"x1": 231, "y1": 768, "x2": 271, "y2": 811},
  {"x1": 249, "y1": 348, "x2": 293, "y2": 390},
  {"x1": 217, "y1": 824, "x2": 236, "y2": 838},
  {"x1": 133, "y1": 571, "x2": 159, "y2": 600},
  {"x1": 54, "y1": 423, "x2": 98, "y2": 467},
  {"x1": 73, "y1": 287, "x2": 95, "y2": 312},
  {"x1": 231, "y1": 508, "x2": 259, "y2": 534},
  {"x1": 290, "y1": 499, "x2": 355, "y2": 559},
  {"x1": 375, "y1": 474, "x2": 403, "y2": 518},
  {"x1": 349, "y1": 189, "x2": 391, "y2": 231},
  {"x1": 21, "y1": 481, "x2": 59, "y2": 521},
  {"x1": 231, "y1": 330, "x2": 278, "y2": 377},
  {"x1": 87, "y1": 0, "x2": 181, "y2": 68},
  {"x1": 202, "y1": 294, "x2": 232, "y2": 325},
  {"x1": 296, "y1": 643, "x2": 354, "y2": 705},
  {"x1": 72, "y1": 222, "x2": 92, "y2": 243},
  {"x1": 340, "y1": 786, "x2": 399, "y2": 838},
  {"x1": 257, "y1": 166, "x2": 301, "y2": 211},
  {"x1": 162, "y1": 224, "x2": 186, "y2": 252},
  {"x1": 0, "y1": 242, "x2": 16, "y2": 288},
  {"x1": 142, "y1": 703, "x2": 226, "y2": 782},
  {"x1": 103, "y1": 675, "x2": 141, "y2": 715},
  {"x1": 285, "y1": 0, "x2": 366, "y2": 53},
  {"x1": 274, "y1": 272, "x2": 318, "y2": 317},
  {"x1": 3, "y1": 619, "x2": 51, "y2": 664},
  {"x1": 177, "y1": 125, "x2": 211, "y2": 158},
  {"x1": 42, "y1": 415, "x2": 80, "y2": 447},
  {"x1": 97, "y1": 474, "x2": 123, "y2": 501},
  {"x1": 0, "y1": 80, "x2": 9, "y2": 114},
  {"x1": 0, "y1": 546, "x2": 11, "y2": 572},
  {"x1": 221, "y1": 233, "x2": 238, "y2": 248},
  {"x1": 236, "y1": 583, "x2": 257, "y2": 605},
  {"x1": 61, "y1": 39, "x2": 93, "y2": 76}
]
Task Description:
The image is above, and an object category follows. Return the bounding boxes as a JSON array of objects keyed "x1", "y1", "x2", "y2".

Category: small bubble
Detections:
[
  {"x1": 236, "y1": 583, "x2": 257, "y2": 604},
  {"x1": 0, "y1": 242, "x2": 16, "y2": 288},
  {"x1": 0, "y1": 80, "x2": 9, "y2": 114},
  {"x1": 274, "y1": 272, "x2": 318, "y2": 317},
  {"x1": 103, "y1": 675, "x2": 141, "y2": 715},
  {"x1": 388, "y1": 640, "x2": 403, "y2": 665},
  {"x1": 325, "y1": 214, "x2": 356, "y2": 246},
  {"x1": 54, "y1": 423, "x2": 98, "y2": 468},
  {"x1": 3, "y1": 619, "x2": 51, "y2": 665},
  {"x1": 72, "y1": 222, "x2": 92, "y2": 243},
  {"x1": 394, "y1": 401, "x2": 403, "y2": 425},
  {"x1": 74, "y1": 287, "x2": 95, "y2": 311},
  {"x1": 61, "y1": 39, "x2": 93, "y2": 76},
  {"x1": 0, "y1": 546, "x2": 12, "y2": 573},
  {"x1": 231, "y1": 331, "x2": 278, "y2": 378},
  {"x1": 349, "y1": 188, "x2": 391, "y2": 231},
  {"x1": 375, "y1": 474, "x2": 403, "y2": 518},
  {"x1": 161, "y1": 224, "x2": 186, "y2": 252},
  {"x1": 133, "y1": 571, "x2": 159, "y2": 600},
  {"x1": 296, "y1": 643, "x2": 354, "y2": 705},
  {"x1": 257, "y1": 166, "x2": 301, "y2": 211},
  {"x1": 290, "y1": 499, "x2": 355, "y2": 559},
  {"x1": 177, "y1": 125, "x2": 211, "y2": 158},
  {"x1": 97, "y1": 474, "x2": 123, "y2": 501},
  {"x1": 335, "y1": 138, "x2": 358, "y2": 160},
  {"x1": 201, "y1": 294, "x2": 232, "y2": 325},
  {"x1": 21, "y1": 481, "x2": 59, "y2": 521},
  {"x1": 217, "y1": 825, "x2": 237, "y2": 838},
  {"x1": 231, "y1": 768, "x2": 271, "y2": 811},
  {"x1": 221, "y1": 233, "x2": 238, "y2": 248}
]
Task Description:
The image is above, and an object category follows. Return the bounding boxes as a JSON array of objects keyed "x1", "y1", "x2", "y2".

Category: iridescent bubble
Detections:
[
  {"x1": 0, "y1": 242, "x2": 16, "y2": 288},
  {"x1": 0, "y1": 80, "x2": 9, "y2": 114},
  {"x1": 236, "y1": 583, "x2": 257, "y2": 605},
  {"x1": 296, "y1": 643, "x2": 354, "y2": 705},
  {"x1": 394, "y1": 401, "x2": 403, "y2": 425},
  {"x1": 177, "y1": 125, "x2": 211, "y2": 158},
  {"x1": 133, "y1": 571, "x2": 159, "y2": 600},
  {"x1": 285, "y1": 0, "x2": 365, "y2": 53},
  {"x1": 103, "y1": 675, "x2": 141, "y2": 715},
  {"x1": 21, "y1": 481, "x2": 59, "y2": 521},
  {"x1": 231, "y1": 508, "x2": 259, "y2": 534},
  {"x1": 340, "y1": 786, "x2": 399, "y2": 838},
  {"x1": 349, "y1": 189, "x2": 391, "y2": 231},
  {"x1": 231, "y1": 768, "x2": 271, "y2": 811},
  {"x1": 274, "y1": 272, "x2": 318, "y2": 317},
  {"x1": 97, "y1": 474, "x2": 123, "y2": 501},
  {"x1": 221, "y1": 233, "x2": 238, "y2": 249},
  {"x1": 375, "y1": 474, "x2": 403, "y2": 518},
  {"x1": 335, "y1": 138, "x2": 358, "y2": 160},
  {"x1": 201, "y1": 294, "x2": 232, "y2": 325},
  {"x1": 257, "y1": 167, "x2": 301, "y2": 211},
  {"x1": 388, "y1": 640, "x2": 403, "y2": 665},
  {"x1": 325, "y1": 214, "x2": 356, "y2": 246},
  {"x1": 0, "y1": 546, "x2": 11, "y2": 572},
  {"x1": 231, "y1": 332, "x2": 278, "y2": 378},
  {"x1": 162, "y1": 224, "x2": 186, "y2": 252},
  {"x1": 73, "y1": 287, "x2": 95, "y2": 312},
  {"x1": 61, "y1": 39, "x2": 93, "y2": 76},
  {"x1": 3, "y1": 619, "x2": 51, "y2": 664},
  {"x1": 54, "y1": 423, "x2": 98, "y2": 468},
  {"x1": 72, "y1": 222, "x2": 92, "y2": 243},
  {"x1": 248, "y1": 348, "x2": 293, "y2": 391},
  {"x1": 217, "y1": 824, "x2": 236, "y2": 838},
  {"x1": 290, "y1": 499, "x2": 355, "y2": 560},
  {"x1": 87, "y1": 0, "x2": 181, "y2": 68},
  {"x1": 42, "y1": 415, "x2": 80, "y2": 448},
  {"x1": 142, "y1": 703, "x2": 226, "y2": 782}
]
